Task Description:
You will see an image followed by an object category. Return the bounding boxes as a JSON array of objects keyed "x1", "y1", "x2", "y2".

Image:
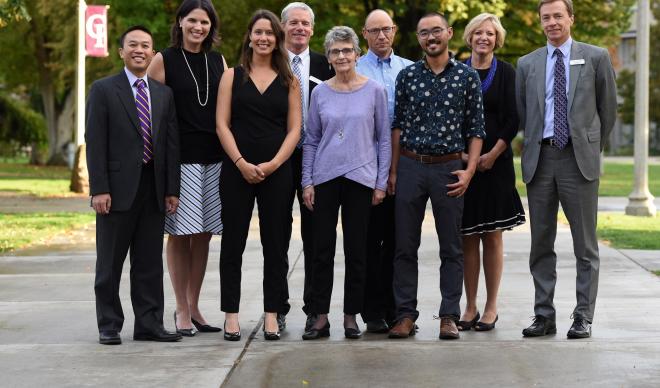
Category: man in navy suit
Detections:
[
  {"x1": 86, "y1": 26, "x2": 181, "y2": 345},
  {"x1": 280, "y1": 2, "x2": 335, "y2": 331}
]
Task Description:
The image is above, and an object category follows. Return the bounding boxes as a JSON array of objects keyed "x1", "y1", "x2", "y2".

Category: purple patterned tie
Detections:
[
  {"x1": 134, "y1": 79, "x2": 153, "y2": 163},
  {"x1": 553, "y1": 49, "x2": 569, "y2": 149}
]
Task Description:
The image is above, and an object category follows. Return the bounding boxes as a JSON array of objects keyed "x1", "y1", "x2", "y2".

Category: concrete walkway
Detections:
[{"x1": 1, "y1": 209, "x2": 660, "y2": 387}]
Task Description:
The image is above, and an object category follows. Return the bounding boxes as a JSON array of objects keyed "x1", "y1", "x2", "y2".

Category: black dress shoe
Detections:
[
  {"x1": 344, "y1": 326, "x2": 362, "y2": 339},
  {"x1": 457, "y1": 311, "x2": 480, "y2": 331},
  {"x1": 302, "y1": 321, "x2": 330, "y2": 340},
  {"x1": 133, "y1": 327, "x2": 182, "y2": 342},
  {"x1": 366, "y1": 319, "x2": 389, "y2": 333},
  {"x1": 474, "y1": 315, "x2": 498, "y2": 332},
  {"x1": 305, "y1": 313, "x2": 318, "y2": 332},
  {"x1": 567, "y1": 316, "x2": 592, "y2": 339},
  {"x1": 99, "y1": 330, "x2": 121, "y2": 345},
  {"x1": 191, "y1": 318, "x2": 222, "y2": 333},
  {"x1": 223, "y1": 321, "x2": 241, "y2": 341},
  {"x1": 522, "y1": 315, "x2": 557, "y2": 337},
  {"x1": 174, "y1": 312, "x2": 196, "y2": 337},
  {"x1": 277, "y1": 313, "x2": 287, "y2": 331}
]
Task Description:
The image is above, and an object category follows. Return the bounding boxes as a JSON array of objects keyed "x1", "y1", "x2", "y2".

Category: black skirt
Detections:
[{"x1": 461, "y1": 156, "x2": 525, "y2": 235}]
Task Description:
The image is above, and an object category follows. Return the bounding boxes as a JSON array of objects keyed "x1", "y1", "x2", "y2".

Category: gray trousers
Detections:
[
  {"x1": 527, "y1": 144, "x2": 600, "y2": 322},
  {"x1": 393, "y1": 156, "x2": 464, "y2": 321}
]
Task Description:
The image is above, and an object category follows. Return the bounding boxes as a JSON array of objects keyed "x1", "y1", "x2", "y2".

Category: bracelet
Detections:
[
  {"x1": 303, "y1": 184, "x2": 312, "y2": 190},
  {"x1": 234, "y1": 156, "x2": 243, "y2": 165}
]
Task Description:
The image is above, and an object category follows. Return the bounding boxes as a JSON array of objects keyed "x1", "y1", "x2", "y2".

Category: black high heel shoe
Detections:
[
  {"x1": 474, "y1": 315, "x2": 498, "y2": 331},
  {"x1": 191, "y1": 317, "x2": 222, "y2": 333},
  {"x1": 344, "y1": 326, "x2": 362, "y2": 339},
  {"x1": 174, "y1": 312, "x2": 196, "y2": 337},
  {"x1": 457, "y1": 311, "x2": 480, "y2": 331},
  {"x1": 302, "y1": 321, "x2": 330, "y2": 340},
  {"x1": 223, "y1": 321, "x2": 241, "y2": 341},
  {"x1": 263, "y1": 315, "x2": 281, "y2": 341}
]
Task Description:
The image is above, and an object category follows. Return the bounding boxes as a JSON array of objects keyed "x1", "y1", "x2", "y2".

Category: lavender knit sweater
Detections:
[{"x1": 302, "y1": 79, "x2": 391, "y2": 191}]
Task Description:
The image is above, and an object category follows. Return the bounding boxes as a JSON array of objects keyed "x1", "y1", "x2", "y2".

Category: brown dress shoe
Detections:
[
  {"x1": 439, "y1": 318, "x2": 459, "y2": 340},
  {"x1": 388, "y1": 317, "x2": 416, "y2": 339}
]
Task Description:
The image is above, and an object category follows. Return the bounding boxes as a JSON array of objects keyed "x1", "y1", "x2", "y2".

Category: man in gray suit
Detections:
[{"x1": 516, "y1": 0, "x2": 617, "y2": 339}]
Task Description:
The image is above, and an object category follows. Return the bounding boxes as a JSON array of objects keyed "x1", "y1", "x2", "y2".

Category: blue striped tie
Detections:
[
  {"x1": 292, "y1": 55, "x2": 305, "y2": 147},
  {"x1": 134, "y1": 79, "x2": 153, "y2": 163}
]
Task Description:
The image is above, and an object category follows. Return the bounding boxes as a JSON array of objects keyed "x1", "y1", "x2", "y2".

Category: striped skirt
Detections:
[{"x1": 165, "y1": 163, "x2": 223, "y2": 235}]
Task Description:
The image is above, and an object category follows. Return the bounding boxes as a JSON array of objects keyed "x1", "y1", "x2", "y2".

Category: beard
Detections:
[{"x1": 423, "y1": 39, "x2": 446, "y2": 58}]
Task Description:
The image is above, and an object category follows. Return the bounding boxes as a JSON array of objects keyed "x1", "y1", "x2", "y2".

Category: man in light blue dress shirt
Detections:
[{"x1": 356, "y1": 9, "x2": 414, "y2": 334}]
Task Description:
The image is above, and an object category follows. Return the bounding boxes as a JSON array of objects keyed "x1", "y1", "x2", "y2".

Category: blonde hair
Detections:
[{"x1": 463, "y1": 13, "x2": 506, "y2": 50}]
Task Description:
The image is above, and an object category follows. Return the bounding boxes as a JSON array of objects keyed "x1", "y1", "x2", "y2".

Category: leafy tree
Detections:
[
  {"x1": 0, "y1": 0, "x2": 638, "y2": 165},
  {"x1": 0, "y1": 0, "x2": 29, "y2": 27}
]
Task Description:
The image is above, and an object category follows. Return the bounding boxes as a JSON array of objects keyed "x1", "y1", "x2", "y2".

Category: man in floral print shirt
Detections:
[{"x1": 387, "y1": 12, "x2": 485, "y2": 341}]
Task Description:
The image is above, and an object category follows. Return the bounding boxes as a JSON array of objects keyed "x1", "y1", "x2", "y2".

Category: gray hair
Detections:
[
  {"x1": 281, "y1": 2, "x2": 315, "y2": 26},
  {"x1": 324, "y1": 26, "x2": 361, "y2": 57}
]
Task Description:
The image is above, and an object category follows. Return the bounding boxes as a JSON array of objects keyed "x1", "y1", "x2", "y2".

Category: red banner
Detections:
[{"x1": 85, "y1": 5, "x2": 108, "y2": 57}]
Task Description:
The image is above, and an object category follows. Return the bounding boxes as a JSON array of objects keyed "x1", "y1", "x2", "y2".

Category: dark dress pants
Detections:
[
  {"x1": 362, "y1": 195, "x2": 396, "y2": 324},
  {"x1": 310, "y1": 177, "x2": 372, "y2": 314},
  {"x1": 95, "y1": 165, "x2": 166, "y2": 334},
  {"x1": 220, "y1": 160, "x2": 292, "y2": 313},
  {"x1": 527, "y1": 144, "x2": 600, "y2": 322},
  {"x1": 393, "y1": 156, "x2": 464, "y2": 322},
  {"x1": 282, "y1": 148, "x2": 313, "y2": 315}
]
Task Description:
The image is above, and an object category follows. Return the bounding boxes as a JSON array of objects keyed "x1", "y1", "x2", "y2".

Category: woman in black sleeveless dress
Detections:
[
  {"x1": 215, "y1": 10, "x2": 302, "y2": 341},
  {"x1": 147, "y1": 0, "x2": 225, "y2": 337},
  {"x1": 458, "y1": 14, "x2": 525, "y2": 332}
]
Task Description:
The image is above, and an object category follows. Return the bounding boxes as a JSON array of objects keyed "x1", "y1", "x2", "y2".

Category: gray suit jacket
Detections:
[
  {"x1": 516, "y1": 40, "x2": 617, "y2": 183},
  {"x1": 85, "y1": 71, "x2": 180, "y2": 212}
]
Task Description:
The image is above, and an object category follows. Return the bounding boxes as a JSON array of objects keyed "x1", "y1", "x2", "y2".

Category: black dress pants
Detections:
[
  {"x1": 309, "y1": 177, "x2": 372, "y2": 315},
  {"x1": 282, "y1": 148, "x2": 314, "y2": 315},
  {"x1": 362, "y1": 195, "x2": 396, "y2": 324},
  {"x1": 219, "y1": 160, "x2": 292, "y2": 313},
  {"x1": 95, "y1": 165, "x2": 166, "y2": 334}
]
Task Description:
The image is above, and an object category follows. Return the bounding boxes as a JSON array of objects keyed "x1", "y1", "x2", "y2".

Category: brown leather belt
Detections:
[{"x1": 400, "y1": 149, "x2": 461, "y2": 164}]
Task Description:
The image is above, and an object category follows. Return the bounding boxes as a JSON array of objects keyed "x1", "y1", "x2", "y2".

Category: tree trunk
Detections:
[
  {"x1": 50, "y1": 90, "x2": 75, "y2": 165},
  {"x1": 30, "y1": 12, "x2": 64, "y2": 166}
]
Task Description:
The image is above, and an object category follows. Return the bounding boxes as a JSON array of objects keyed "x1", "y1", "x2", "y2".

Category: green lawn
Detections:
[
  {"x1": 596, "y1": 213, "x2": 660, "y2": 250},
  {"x1": 514, "y1": 159, "x2": 660, "y2": 197},
  {"x1": 0, "y1": 212, "x2": 95, "y2": 253},
  {"x1": 560, "y1": 211, "x2": 660, "y2": 250},
  {"x1": 0, "y1": 162, "x2": 74, "y2": 197}
]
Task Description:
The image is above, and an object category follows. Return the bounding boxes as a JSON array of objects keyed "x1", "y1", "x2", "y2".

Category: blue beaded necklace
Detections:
[{"x1": 466, "y1": 56, "x2": 497, "y2": 94}]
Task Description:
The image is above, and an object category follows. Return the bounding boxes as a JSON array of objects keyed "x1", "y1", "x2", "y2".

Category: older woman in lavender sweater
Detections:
[{"x1": 301, "y1": 26, "x2": 391, "y2": 340}]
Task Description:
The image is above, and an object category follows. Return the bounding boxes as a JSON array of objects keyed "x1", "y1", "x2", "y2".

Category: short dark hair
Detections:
[
  {"x1": 538, "y1": 0, "x2": 574, "y2": 17},
  {"x1": 417, "y1": 12, "x2": 449, "y2": 30},
  {"x1": 118, "y1": 25, "x2": 153, "y2": 48},
  {"x1": 170, "y1": 0, "x2": 219, "y2": 52}
]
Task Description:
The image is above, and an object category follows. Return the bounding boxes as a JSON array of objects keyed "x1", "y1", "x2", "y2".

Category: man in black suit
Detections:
[
  {"x1": 280, "y1": 2, "x2": 334, "y2": 331},
  {"x1": 86, "y1": 26, "x2": 181, "y2": 345}
]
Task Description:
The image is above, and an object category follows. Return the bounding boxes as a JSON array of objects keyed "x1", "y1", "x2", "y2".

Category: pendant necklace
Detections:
[{"x1": 181, "y1": 48, "x2": 209, "y2": 106}]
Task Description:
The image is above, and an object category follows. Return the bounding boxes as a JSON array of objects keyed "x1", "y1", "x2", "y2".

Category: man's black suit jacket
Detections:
[
  {"x1": 85, "y1": 71, "x2": 180, "y2": 212},
  {"x1": 308, "y1": 51, "x2": 334, "y2": 100}
]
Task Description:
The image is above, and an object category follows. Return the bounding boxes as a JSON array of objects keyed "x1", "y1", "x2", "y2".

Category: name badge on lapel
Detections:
[{"x1": 570, "y1": 59, "x2": 585, "y2": 66}]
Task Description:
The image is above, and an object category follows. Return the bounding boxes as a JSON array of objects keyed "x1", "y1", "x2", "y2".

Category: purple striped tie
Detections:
[
  {"x1": 553, "y1": 49, "x2": 569, "y2": 149},
  {"x1": 134, "y1": 79, "x2": 153, "y2": 164}
]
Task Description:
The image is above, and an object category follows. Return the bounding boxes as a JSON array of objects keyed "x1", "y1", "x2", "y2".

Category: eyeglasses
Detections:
[
  {"x1": 416, "y1": 27, "x2": 447, "y2": 40},
  {"x1": 328, "y1": 48, "x2": 355, "y2": 57},
  {"x1": 365, "y1": 26, "x2": 396, "y2": 36}
]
